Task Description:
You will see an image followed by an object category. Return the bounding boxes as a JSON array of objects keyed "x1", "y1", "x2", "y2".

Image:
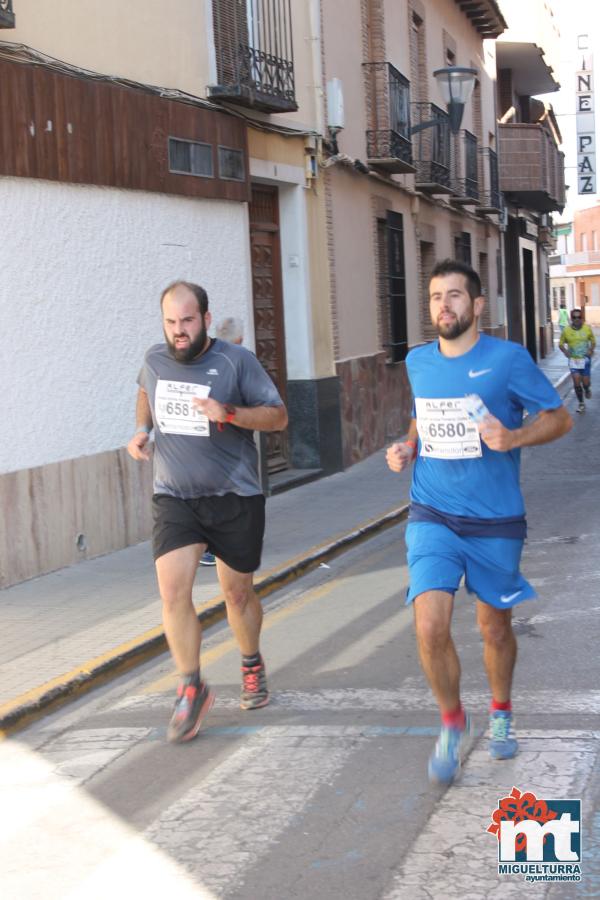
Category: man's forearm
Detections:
[
  {"x1": 229, "y1": 404, "x2": 288, "y2": 432},
  {"x1": 407, "y1": 419, "x2": 418, "y2": 444},
  {"x1": 511, "y1": 407, "x2": 572, "y2": 448},
  {"x1": 136, "y1": 388, "x2": 153, "y2": 430}
]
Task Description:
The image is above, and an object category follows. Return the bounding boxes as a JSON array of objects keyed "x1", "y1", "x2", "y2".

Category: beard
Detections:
[
  {"x1": 435, "y1": 308, "x2": 474, "y2": 340},
  {"x1": 165, "y1": 322, "x2": 208, "y2": 362}
]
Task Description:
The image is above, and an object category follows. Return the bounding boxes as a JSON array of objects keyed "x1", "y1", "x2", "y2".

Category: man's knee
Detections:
[
  {"x1": 478, "y1": 614, "x2": 514, "y2": 648},
  {"x1": 160, "y1": 584, "x2": 193, "y2": 614},
  {"x1": 414, "y1": 597, "x2": 452, "y2": 651},
  {"x1": 222, "y1": 581, "x2": 253, "y2": 612}
]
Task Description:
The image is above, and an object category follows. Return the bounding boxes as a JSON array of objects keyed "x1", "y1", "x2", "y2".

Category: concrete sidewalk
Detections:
[{"x1": 0, "y1": 342, "x2": 574, "y2": 734}]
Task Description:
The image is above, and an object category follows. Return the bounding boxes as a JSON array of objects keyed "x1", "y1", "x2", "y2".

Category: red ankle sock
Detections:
[
  {"x1": 491, "y1": 699, "x2": 512, "y2": 712},
  {"x1": 441, "y1": 705, "x2": 466, "y2": 729}
]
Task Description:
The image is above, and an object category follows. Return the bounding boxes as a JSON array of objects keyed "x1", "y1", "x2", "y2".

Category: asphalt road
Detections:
[{"x1": 2, "y1": 382, "x2": 599, "y2": 900}]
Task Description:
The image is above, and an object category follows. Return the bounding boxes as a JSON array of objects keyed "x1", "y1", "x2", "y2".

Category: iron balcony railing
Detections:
[
  {"x1": 0, "y1": 0, "x2": 15, "y2": 28},
  {"x1": 207, "y1": 0, "x2": 297, "y2": 113},
  {"x1": 478, "y1": 147, "x2": 501, "y2": 212},
  {"x1": 450, "y1": 130, "x2": 479, "y2": 203},
  {"x1": 411, "y1": 102, "x2": 452, "y2": 192},
  {"x1": 464, "y1": 131, "x2": 479, "y2": 199},
  {"x1": 364, "y1": 63, "x2": 414, "y2": 173}
]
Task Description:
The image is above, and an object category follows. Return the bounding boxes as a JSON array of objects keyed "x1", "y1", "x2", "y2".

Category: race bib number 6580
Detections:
[{"x1": 415, "y1": 397, "x2": 482, "y2": 459}]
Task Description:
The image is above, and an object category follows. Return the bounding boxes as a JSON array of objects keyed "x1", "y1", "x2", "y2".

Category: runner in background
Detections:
[
  {"x1": 216, "y1": 316, "x2": 244, "y2": 346},
  {"x1": 557, "y1": 300, "x2": 570, "y2": 332},
  {"x1": 559, "y1": 308, "x2": 596, "y2": 413}
]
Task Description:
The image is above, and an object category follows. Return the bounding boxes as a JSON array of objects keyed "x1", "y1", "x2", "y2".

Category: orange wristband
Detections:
[
  {"x1": 405, "y1": 440, "x2": 418, "y2": 460},
  {"x1": 217, "y1": 404, "x2": 236, "y2": 431}
]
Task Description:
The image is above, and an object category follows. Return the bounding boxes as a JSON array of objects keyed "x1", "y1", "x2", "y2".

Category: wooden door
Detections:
[{"x1": 249, "y1": 186, "x2": 289, "y2": 473}]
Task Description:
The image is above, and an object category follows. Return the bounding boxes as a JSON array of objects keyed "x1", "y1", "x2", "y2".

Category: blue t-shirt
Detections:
[{"x1": 407, "y1": 334, "x2": 561, "y2": 521}]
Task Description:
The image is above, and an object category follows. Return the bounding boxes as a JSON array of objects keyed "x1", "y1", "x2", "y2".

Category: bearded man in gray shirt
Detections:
[{"x1": 128, "y1": 281, "x2": 288, "y2": 743}]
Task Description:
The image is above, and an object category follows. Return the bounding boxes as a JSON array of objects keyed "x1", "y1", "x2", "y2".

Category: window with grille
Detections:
[
  {"x1": 209, "y1": 0, "x2": 297, "y2": 112},
  {"x1": 168, "y1": 139, "x2": 213, "y2": 177},
  {"x1": 378, "y1": 212, "x2": 408, "y2": 363},
  {"x1": 496, "y1": 248, "x2": 503, "y2": 296},
  {"x1": 218, "y1": 146, "x2": 245, "y2": 181},
  {"x1": 479, "y1": 251, "x2": 491, "y2": 330},
  {"x1": 454, "y1": 232, "x2": 472, "y2": 265}
]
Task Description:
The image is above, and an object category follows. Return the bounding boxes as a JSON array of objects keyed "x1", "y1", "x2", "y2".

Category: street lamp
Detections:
[{"x1": 410, "y1": 66, "x2": 478, "y2": 135}]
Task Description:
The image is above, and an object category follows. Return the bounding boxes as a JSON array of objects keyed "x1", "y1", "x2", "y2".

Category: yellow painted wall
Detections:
[{"x1": 8, "y1": 0, "x2": 211, "y2": 94}]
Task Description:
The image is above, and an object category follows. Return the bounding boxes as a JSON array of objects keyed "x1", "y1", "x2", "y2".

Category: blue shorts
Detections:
[
  {"x1": 405, "y1": 522, "x2": 536, "y2": 609},
  {"x1": 569, "y1": 359, "x2": 591, "y2": 377}
]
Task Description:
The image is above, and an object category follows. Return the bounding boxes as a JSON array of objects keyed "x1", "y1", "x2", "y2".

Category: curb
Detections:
[
  {"x1": 554, "y1": 371, "x2": 572, "y2": 395},
  {"x1": 0, "y1": 504, "x2": 409, "y2": 738}
]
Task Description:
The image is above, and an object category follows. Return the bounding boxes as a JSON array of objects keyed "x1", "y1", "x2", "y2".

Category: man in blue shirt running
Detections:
[{"x1": 386, "y1": 259, "x2": 572, "y2": 784}]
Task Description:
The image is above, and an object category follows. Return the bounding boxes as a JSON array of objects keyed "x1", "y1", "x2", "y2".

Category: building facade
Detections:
[
  {"x1": 320, "y1": 0, "x2": 506, "y2": 464},
  {"x1": 550, "y1": 204, "x2": 600, "y2": 324},
  {"x1": 493, "y1": 0, "x2": 566, "y2": 360}
]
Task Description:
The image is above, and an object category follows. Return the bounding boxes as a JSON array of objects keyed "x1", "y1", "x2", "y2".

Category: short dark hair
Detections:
[
  {"x1": 429, "y1": 259, "x2": 482, "y2": 301},
  {"x1": 160, "y1": 280, "x2": 209, "y2": 315}
]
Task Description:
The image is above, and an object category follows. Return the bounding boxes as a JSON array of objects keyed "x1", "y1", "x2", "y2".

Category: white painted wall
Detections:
[
  {"x1": 0, "y1": 177, "x2": 251, "y2": 474},
  {"x1": 279, "y1": 182, "x2": 315, "y2": 380}
]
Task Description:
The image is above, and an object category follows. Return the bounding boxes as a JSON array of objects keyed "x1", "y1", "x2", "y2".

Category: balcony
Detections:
[
  {"x1": 561, "y1": 251, "x2": 600, "y2": 268},
  {"x1": 207, "y1": 0, "x2": 297, "y2": 113},
  {"x1": 498, "y1": 122, "x2": 565, "y2": 212},
  {"x1": 0, "y1": 0, "x2": 15, "y2": 28},
  {"x1": 495, "y1": 41, "x2": 559, "y2": 96},
  {"x1": 364, "y1": 63, "x2": 415, "y2": 174},
  {"x1": 477, "y1": 147, "x2": 501, "y2": 214},
  {"x1": 449, "y1": 130, "x2": 479, "y2": 205},
  {"x1": 411, "y1": 103, "x2": 452, "y2": 194},
  {"x1": 453, "y1": 0, "x2": 506, "y2": 38}
]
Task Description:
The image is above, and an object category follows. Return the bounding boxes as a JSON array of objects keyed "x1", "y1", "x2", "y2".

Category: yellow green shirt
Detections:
[{"x1": 559, "y1": 324, "x2": 595, "y2": 358}]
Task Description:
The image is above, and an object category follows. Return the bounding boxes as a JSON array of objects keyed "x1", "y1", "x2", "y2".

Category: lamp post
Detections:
[{"x1": 410, "y1": 66, "x2": 478, "y2": 135}]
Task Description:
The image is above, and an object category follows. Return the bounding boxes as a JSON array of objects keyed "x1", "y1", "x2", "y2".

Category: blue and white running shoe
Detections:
[
  {"x1": 428, "y1": 715, "x2": 475, "y2": 784},
  {"x1": 489, "y1": 710, "x2": 518, "y2": 760}
]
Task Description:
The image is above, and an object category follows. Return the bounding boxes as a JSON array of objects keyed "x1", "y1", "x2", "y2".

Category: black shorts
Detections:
[{"x1": 152, "y1": 493, "x2": 266, "y2": 573}]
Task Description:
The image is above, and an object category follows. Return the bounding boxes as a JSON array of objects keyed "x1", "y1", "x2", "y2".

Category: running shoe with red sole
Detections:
[
  {"x1": 167, "y1": 681, "x2": 215, "y2": 743},
  {"x1": 240, "y1": 660, "x2": 269, "y2": 710}
]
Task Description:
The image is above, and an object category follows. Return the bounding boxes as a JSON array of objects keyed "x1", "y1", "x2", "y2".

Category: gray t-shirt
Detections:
[{"x1": 138, "y1": 339, "x2": 283, "y2": 498}]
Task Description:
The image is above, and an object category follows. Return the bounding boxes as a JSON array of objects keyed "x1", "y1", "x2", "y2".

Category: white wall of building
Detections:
[
  {"x1": 1, "y1": 177, "x2": 251, "y2": 475},
  {"x1": 539, "y1": 1, "x2": 600, "y2": 221}
]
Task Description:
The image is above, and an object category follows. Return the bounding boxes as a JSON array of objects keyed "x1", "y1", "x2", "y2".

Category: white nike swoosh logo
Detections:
[
  {"x1": 468, "y1": 368, "x2": 492, "y2": 378},
  {"x1": 500, "y1": 591, "x2": 521, "y2": 604}
]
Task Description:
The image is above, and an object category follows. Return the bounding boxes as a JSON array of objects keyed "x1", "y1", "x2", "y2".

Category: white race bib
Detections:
[
  {"x1": 155, "y1": 380, "x2": 210, "y2": 436},
  {"x1": 569, "y1": 357, "x2": 587, "y2": 370},
  {"x1": 415, "y1": 397, "x2": 482, "y2": 459}
]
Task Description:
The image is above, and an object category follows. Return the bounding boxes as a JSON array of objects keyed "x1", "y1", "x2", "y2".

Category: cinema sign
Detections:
[{"x1": 576, "y1": 43, "x2": 596, "y2": 195}]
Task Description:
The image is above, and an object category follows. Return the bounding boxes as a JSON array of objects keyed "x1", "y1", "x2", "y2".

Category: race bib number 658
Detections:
[
  {"x1": 155, "y1": 380, "x2": 210, "y2": 436},
  {"x1": 415, "y1": 397, "x2": 482, "y2": 459}
]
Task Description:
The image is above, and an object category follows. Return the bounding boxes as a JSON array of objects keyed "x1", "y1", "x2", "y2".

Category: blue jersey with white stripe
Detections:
[{"x1": 407, "y1": 334, "x2": 561, "y2": 520}]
